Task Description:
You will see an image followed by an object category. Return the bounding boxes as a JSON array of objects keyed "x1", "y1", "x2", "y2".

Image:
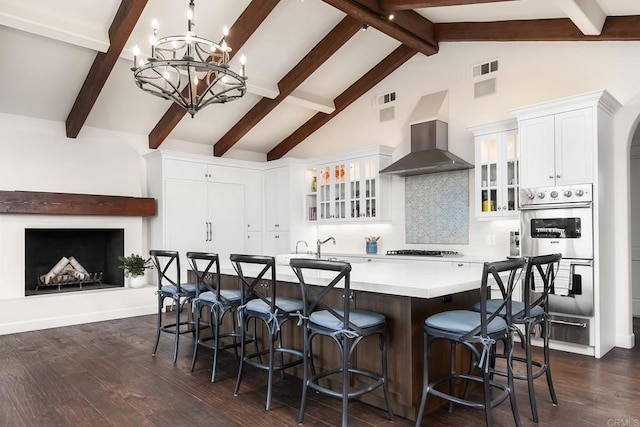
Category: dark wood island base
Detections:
[{"x1": 215, "y1": 274, "x2": 479, "y2": 421}]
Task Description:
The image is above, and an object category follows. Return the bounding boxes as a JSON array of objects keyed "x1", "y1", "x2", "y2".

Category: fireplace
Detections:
[{"x1": 25, "y1": 228, "x2": 125, "y2": 295}]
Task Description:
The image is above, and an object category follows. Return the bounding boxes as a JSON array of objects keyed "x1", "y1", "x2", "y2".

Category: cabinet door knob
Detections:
[
  {"x1": 556, "y1": 174, "x2": 561, "y2": 178},
  {"x1": 548, "y1": 175, "x2": 554, "y2": 179}
]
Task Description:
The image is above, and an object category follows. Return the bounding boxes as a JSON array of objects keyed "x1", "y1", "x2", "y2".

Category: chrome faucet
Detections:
[
  {"x1": 295, "y1": 240, "x2": 308, "y2": 254},
  {"x1": 316, "y1": 237, "x2": 336, "y2": 259}
]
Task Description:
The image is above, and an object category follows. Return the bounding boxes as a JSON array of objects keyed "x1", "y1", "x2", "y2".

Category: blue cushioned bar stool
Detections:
[
  {"x1": 474, "y1": 253, "x2": 562, "y2": 422},
  {"x1": 415, "y1": 258, "x2": 525, "y2": 427},
  {"x1": 150, "y1": 250, "x2": 203, "y2": 363},
  {"x1": 188, "y1": 252, "x2": 245, "y2": 382},
  {"x1": 230, "y1": 254, "x2": 304, "y2": 411},
  {"x1": 290, "y1": 258, "x2": 394, "y2": 427}
]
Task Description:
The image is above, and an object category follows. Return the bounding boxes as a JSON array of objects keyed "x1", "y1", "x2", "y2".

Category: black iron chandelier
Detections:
[{"x1": 131, "y1": 0, "x2": 247, "y2": 117}]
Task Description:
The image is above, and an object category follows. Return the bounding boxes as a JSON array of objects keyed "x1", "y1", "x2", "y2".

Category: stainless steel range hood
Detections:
[{"x1": 379, "y1": 120, "x2": 474, "y2": 177}]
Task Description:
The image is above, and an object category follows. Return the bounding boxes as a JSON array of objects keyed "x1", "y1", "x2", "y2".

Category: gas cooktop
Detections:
[{"x1": 386, "y1": 250, "x2": 460, "y2": 257}]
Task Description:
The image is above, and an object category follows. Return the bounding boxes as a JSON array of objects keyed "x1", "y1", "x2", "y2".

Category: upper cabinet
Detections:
[
  {"x1": 304, "y1": 147, "x2": 393, "y2": 223},
  {"x1": 263, "y1": 160, "x2": 306, "y2": 255},
  {"x1": 265, "y1": 166, "x2": 290, "y2": 232},
  {"x1": 518, "y1": 109, "x2": 592, "y2": 188},
  {"x1": 512, "y1": 90, "x2": 621, "y2": 189},
  {"x1": 470, "y1": 119, "x2": 519, "y2": 219}
]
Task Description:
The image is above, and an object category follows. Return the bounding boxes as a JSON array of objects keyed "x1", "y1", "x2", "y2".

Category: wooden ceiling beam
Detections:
[
  {"x1": 65, "y1": 0, "x2": 147, "y2": 139},
  {"x1": 380, "y1": 0, "x2": 512, "y2": 10},
  {"x1": 435, "y1": 16, "x2": 640, "y2": 41},
  {"x1": 147, "y1": 0, "x2": 279, "y2": 150},
  {"x1": 355, "y1": 0, "x2": 436, "y2": 45},
  {"x1": 322, "y1": 0, "x2": 438, "y2": 55},
  {"x1": 267, "y1": 44, "x2": 417, "y2": 161},
  {"x1": 213, "y1": 16, "x2": 362, "y2": 157}
]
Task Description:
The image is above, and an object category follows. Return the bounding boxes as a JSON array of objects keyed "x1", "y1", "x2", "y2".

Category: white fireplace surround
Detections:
[{"x1": 0, "y1": 214, "x2": 156, "y2": 335}]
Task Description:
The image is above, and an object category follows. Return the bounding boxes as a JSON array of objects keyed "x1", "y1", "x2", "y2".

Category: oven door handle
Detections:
[
  {"x1": 567, "y1": 259, "x2": 593, "y2": 267},
  {"x1": 519, "y1": 201, "x2": 592, "y2": 210},
  {"x1": 549, "y1": 319, "x2": 588, "y2": 328}
]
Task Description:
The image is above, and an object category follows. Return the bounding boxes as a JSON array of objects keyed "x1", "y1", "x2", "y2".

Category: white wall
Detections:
[
  {"x1": 290, "y1": 41, "x2": 640, "y2": 161},
  {"x1": 0, "y1": 114, "x2": 158, "y2": 334}
]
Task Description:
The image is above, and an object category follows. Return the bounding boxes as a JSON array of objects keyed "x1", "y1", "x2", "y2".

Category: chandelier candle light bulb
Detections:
[{"x1": 131, "y1": 0, "x2": 247, "y2": 117}]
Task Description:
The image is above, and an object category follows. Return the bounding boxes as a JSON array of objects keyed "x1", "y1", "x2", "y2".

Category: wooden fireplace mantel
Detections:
[{"x1": 0, "y1": 191, "x2": 156, "y2": 216}]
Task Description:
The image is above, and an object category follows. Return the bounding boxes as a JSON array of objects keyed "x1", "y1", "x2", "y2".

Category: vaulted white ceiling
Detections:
[{"x1": 1, "y1": 0, "x2": 639, "y2": 159}]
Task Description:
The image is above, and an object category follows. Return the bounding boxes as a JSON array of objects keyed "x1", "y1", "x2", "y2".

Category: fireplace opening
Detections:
[{"x1": 25, "y1": 228, "x2": 125, "y2": 295}]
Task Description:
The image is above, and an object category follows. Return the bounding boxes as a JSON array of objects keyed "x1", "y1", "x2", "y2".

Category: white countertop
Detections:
[
  {"x1": 300, "y1": 252, "x2": 493, "y2": 264},
  {"x1": 220, "y1": 258, "x2": 486, "y2": 300}
]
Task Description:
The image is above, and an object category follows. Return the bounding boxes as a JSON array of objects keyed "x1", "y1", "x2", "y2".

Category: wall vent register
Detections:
[
  {"x1": 472, "y1": 59, "x2": 499, "y2": 78},
  {"x1": 373, "y1": 91, "x2": 397, "y2": 106}
]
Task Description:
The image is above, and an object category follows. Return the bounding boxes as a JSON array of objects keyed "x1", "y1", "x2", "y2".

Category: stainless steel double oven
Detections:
[{"x1": 520, "y1": 183, "x2": 594, "y2": 346}]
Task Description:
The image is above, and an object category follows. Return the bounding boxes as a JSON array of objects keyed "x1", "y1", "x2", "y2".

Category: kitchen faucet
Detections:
[
  {"x1": 295, "y1": 240, "x2": 308, "y2": 254},
  {"x1": 316, "y1": 237, "x2": 336, "y2": 259}
]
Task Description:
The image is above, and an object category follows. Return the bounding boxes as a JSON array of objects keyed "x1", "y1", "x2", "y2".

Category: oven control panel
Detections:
[{"x1": 520, "y1": 183, "x2": 592, "y2": 207}]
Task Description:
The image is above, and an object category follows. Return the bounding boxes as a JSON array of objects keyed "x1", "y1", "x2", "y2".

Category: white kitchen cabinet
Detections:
[
  {"x1": 265, "y1": 166, "x2": 290, "y2": 232},
  {"x1": 244, "y1": 168, "x2": 263, "y2": 232},
  {"x1": 512, "y1": 91, "x2": 620, "y2": 189},
  {"x1": 145, "y1": 151, "x2": 262, "y2": 269},
  {"x1": 304, "y1": 147, "x2": 393, "y2": 223},
  {"x1": 246, "y1": 231, "x2": 263, "y2": 255},
  {"x1": 161, "y1": 178, "x2": 245, "y2": 264},
  {"x1": 470, "y1": 119, "x2": 519, "y2": 219},
  {"x1": 262, "y1": 160, "x2": 306, "y2": 256},
  {"x1": 164, "y1": 159, "x2": 246, "y2": 184},
  {"x1": 264, "y1": 231, "x2": 291, "y2": 255},
  {"x1": 518, "y1": 108, "x2": 592, "y2": 188}
]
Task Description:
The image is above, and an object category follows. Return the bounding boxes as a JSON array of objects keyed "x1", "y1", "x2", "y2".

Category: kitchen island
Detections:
[{"x1": 216, "y1": 259, "x2": 487, "y2": 420}]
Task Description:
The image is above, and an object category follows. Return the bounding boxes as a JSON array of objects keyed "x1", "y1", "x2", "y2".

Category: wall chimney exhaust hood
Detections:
[
  {"x1": 379, "y1": 91, "x2": 473, "y2": 177},
  {"x1": 379, "y1": 120, "x2": 473, "y2": 176}
]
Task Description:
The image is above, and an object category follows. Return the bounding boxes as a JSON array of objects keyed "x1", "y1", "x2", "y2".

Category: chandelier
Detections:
[{"x1": 131, "y1": 0, "x2": 247, "y2": 117}]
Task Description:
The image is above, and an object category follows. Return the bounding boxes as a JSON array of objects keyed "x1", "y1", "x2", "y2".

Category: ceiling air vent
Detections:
[
  {"x1": 373, "y1": 90, "x2": 396, "y2": 106},
  {"x1": 472, "y1": 59, "x2": 499, "y2": 79}
]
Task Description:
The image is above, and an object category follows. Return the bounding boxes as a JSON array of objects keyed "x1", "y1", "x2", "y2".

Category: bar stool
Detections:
[
  {"x1": 475, "y1": 253, "x2": 561, "y2": 422},
  {"x1": 290, "y1": 258, "x2": 394, "y2": 427},
  {"x1": 415, "y1": 258, "x2": 525, "y2": 427},
  {"x1": 230, "y1": 254, "x2": 304, "y2": 411},
  {"x1": 149, "y1": 249, "x2": 203, "y2": 363},
  {"x1": 188, "y1": 252, "x2": 244, "y2": 382}
]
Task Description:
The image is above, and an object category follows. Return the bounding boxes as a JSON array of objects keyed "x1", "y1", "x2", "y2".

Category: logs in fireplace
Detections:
[{"x1": 36, "y1": 256, "x2": 103, "y2": 292}]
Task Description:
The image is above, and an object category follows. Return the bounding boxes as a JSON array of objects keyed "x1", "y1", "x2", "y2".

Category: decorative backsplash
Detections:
[{"x1": 405, "y1": 170, "x2": 469, "y2": 244}]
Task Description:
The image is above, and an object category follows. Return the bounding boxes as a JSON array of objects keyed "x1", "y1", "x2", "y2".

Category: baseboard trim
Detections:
[
  {"x1": 0, "y1": 305, "x2": 156, "y2": 336},
  {"x1": 616, "y1": 332, "x2": 636, "y2": 349}
]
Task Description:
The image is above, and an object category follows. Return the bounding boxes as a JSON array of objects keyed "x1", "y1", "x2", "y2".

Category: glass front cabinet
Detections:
[
  {"x1": 469, "y1": 119, "x2": 519, "y2": 219},
  {"x1": 304, "y1": 148, "x2": 392, "y2": 223}
]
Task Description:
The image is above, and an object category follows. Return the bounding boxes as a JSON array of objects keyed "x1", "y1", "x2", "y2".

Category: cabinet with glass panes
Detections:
[
  {"x1": 304, "y1": 148, "x2": 392, "y2": 223},
  {"x1": 469, "y1": 119, "x2": 519, "y2": 220}
]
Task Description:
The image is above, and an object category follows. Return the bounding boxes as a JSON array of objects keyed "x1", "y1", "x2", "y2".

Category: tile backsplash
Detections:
[{"x1": 405, "y1": 171, "x2": 469, "y2": 244}]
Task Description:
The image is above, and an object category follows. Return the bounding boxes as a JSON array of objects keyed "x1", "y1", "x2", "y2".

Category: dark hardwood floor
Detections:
[{"x1": 0, "y1": 315, "x2": 638, "y2": 426}]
